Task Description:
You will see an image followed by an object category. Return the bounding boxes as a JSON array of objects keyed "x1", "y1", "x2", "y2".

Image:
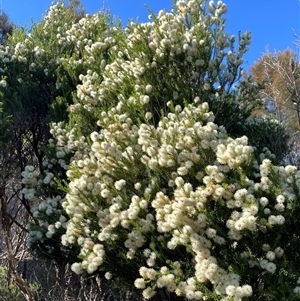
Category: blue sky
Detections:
[{"x1": 2, "y1": 0, "x2": 299, "y2": 71}]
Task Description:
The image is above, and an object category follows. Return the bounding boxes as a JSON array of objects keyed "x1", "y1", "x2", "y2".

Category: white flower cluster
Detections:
[
  {"x1": 68, "y1": 0, "x2": 251, "y2": 123},
  {"x1": 58, "y1": 97, "x2": 300, "y2": 299},
  {"x1": 22, "y1": 165, "x2": 40, "y2": 202},
  {"x1": 216, "y1": 136, "x2": 253, "y2": 168},
  {"x1": 23, "y1": 124, "x2": 87, "y2": 250},
  {"x1": 26, "y1": 194, "x2": 68, "y2": 248}
]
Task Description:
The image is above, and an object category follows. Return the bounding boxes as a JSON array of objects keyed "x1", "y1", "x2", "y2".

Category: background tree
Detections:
[
  {"x1": 251, "y1": 48, "x2": 300, "y2": 165},
  {"x1": 66, "y1": 0, "x2": 85, "y2": 20},
  {"x1": 0, "y1": 10, "x2": 14, "y2": 45}
]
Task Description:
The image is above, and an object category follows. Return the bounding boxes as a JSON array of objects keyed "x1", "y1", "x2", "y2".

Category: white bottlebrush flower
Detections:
[
  {"x1": 274, "y1": 247, "x2": 284, "y2": 258},
  {"x1": 114, "y1": 179, "x2": 126, "y2": 190},
  {"x1": 145, "y1": 84, "x2": 153, "y2": 94},
  {"x1": 265, "y1": 262, "x2": 276, "y2": 273},
  {"x1": 266, "y1": 251, "x2": 275, "y2": 261},
  {"x1": 0, "y1": 79, "x2": 7, "y2": 87},
  {"x1": 134, "y1": 278, "x2": 146, "y2": 289},
  {"x1": 142, "y1": 287, "x2": 156, "y2": 299},
  {"x1": 71, "y1": 262, "x2": 84, "y2": 275}
]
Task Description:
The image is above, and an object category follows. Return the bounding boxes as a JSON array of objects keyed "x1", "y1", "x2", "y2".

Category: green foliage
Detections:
[
  {"x1": 0, "y1": 101, "x2": 11, "y2": 145},
  {"x1": 0, "y1": 265, "x2": 39, "y2": 301},
  {"x1": 241, "y1": 115, "x2": 289, "y2": 163}
]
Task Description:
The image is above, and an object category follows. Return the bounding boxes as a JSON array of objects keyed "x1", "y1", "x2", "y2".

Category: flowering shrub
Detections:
[
  {"x1": 5, "y1": 2, "x2": 121, "y2": 260},
  {"x1": 60, "y1": 100, "x2": 300, "y2": 300},
  {"x1": 13, "y1": 0, "x2": 299, "y2": 300}
]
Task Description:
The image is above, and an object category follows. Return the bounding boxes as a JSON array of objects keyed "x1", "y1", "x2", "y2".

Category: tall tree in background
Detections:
[
  {"x1": 0, "y1": 10, "x2": 14, "y2": 44},
  {"x1": 251, "y1": 48, "x2": 300, "y2": 165},
  {"x1": 66, "y1": 0, "x2": 85, "y2": 20}
]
